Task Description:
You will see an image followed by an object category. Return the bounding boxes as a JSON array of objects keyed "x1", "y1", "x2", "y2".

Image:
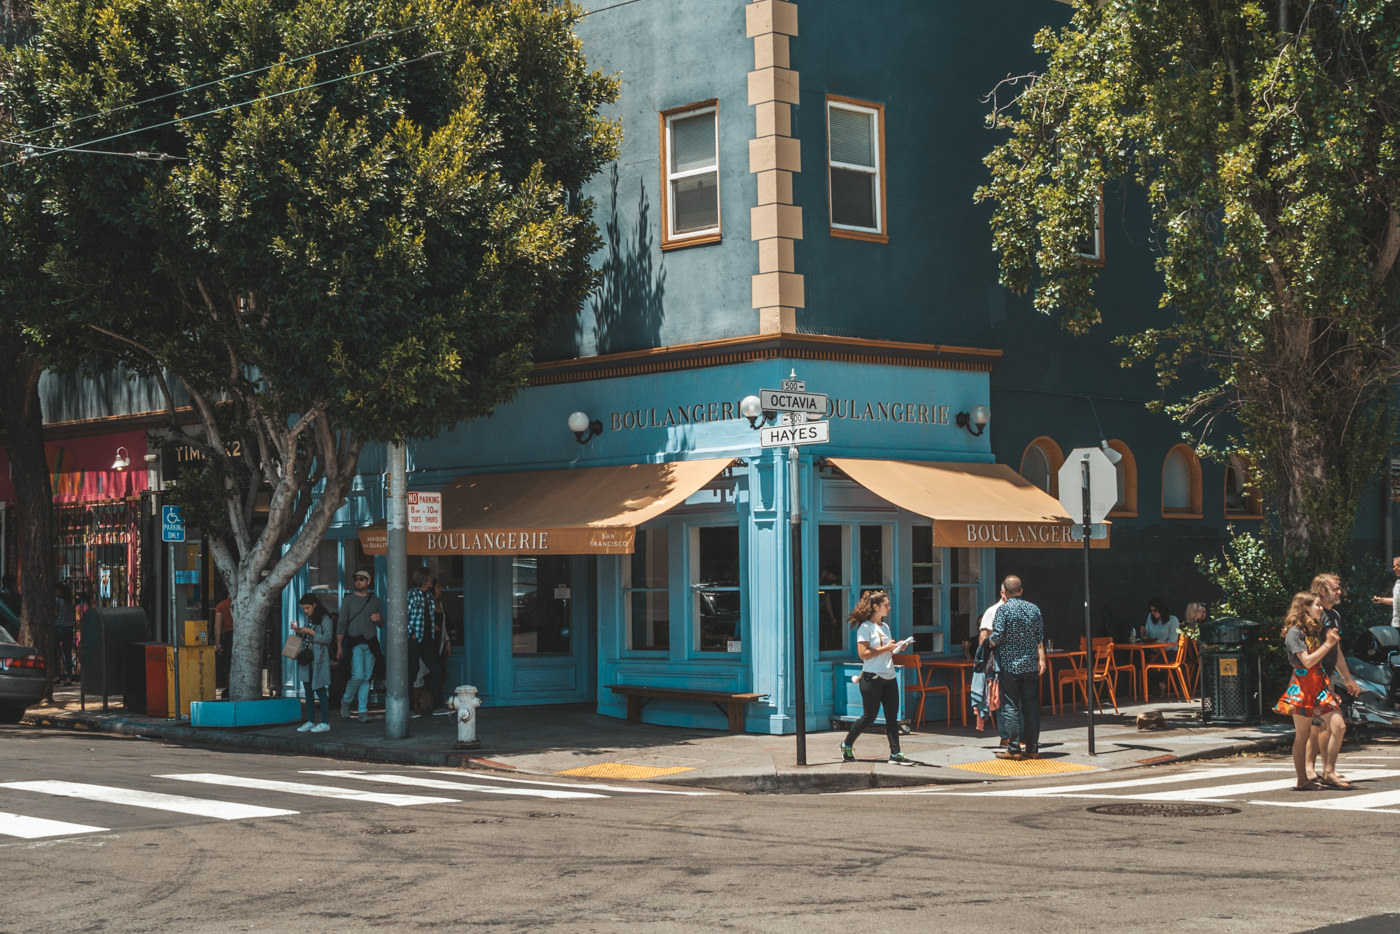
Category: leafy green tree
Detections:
[
  {"x1": 0, "y1": 0, "x2": 618, "y2": 699},
  {"x1": 0, "y1": 0, "x2": 60, "y2": 692},
  {"x1": 977, "y1": 0, "x2": 1400, "y2": 571}
]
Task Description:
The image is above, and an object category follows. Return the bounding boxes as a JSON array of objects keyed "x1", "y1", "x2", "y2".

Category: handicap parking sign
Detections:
[{"x1": 161, "y1": 505, "x2": 185, "y2": 543}]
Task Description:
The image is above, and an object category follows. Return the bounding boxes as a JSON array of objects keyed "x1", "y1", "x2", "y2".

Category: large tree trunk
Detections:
[{"x1": 0, "y1": 348, "x2": 58, "y2": 698}]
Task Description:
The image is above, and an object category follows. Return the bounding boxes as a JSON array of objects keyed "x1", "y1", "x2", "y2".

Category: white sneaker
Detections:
[
  {"x1": 311, "y1": 722, "x2": 330, "y2": 733},
  {"x1": 296, "y1": 721, "x2": 314, "y2": 732}
]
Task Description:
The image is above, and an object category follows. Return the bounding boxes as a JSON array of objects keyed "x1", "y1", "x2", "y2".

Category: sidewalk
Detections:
[{"x1": 22, "y1": 688, "x2": 1292, "y2": 794}]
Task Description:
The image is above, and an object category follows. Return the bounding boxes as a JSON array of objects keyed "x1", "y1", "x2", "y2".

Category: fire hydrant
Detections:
[{"x1": 446, "y1": 684, "x2": 482, "y2": 749}]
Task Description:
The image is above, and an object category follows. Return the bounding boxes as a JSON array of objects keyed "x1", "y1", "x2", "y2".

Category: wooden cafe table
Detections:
[
  {"x1": 918, "y1": 654, "x2": 974, "y2": 727},
  {"x1": 1116, "y1": 641, "x2": 1175, "y2": 702}
]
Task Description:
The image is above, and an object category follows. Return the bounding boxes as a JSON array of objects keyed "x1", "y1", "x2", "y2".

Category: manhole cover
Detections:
[
  {"x1": 527, "y1": 811, "x2": 574, "y2": 819},
  {"x1": 362, "y1": 826, "x2": 417, "y2": 835},
  {"x1": 1088, "y1": 803, "x2": 1239, "y2": 818}
]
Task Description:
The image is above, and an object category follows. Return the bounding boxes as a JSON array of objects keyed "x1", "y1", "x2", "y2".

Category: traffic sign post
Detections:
[
  {"x1": 1058, "y1": 447, "x2": 1117, "y2": 755},
  {"x1": 750, "y1": 373, "x2": 837, "y2": 767},
  {"x1": 160, "y1": 505, "x2": 185, "y2": 718}
]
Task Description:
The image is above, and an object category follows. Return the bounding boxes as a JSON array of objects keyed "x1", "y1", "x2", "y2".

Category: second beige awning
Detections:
[
  {"x1": 358, "y1": 458, "x2": 734, "y2": 555},
  {"x1": 828, "y1": 458, "x2": 1106, "y2": 549}
]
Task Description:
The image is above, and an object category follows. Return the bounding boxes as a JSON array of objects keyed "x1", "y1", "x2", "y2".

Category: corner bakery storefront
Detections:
[{"x1": 341, "y1": 345, "x2": 1104, "y2": 734}]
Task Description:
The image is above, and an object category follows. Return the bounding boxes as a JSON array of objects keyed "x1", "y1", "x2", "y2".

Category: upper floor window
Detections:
[
  {"x1": 661, "y1": 101, "x2": 720, "y2": 248},
  {"x1": 1224, "y1": 454, "x2": 1263, "y2": 519},
  {"x1": 1162, "y1": 444, "x2": 1203, "y2": 518},
  {"x1": 1019, "y1": 436, "x2": 1064, "y2": 497},
  {"x1": 1075, "y1": 186, "x2": 1105, "y2": 265},
  {"x1": 827, "y1": 95, "x2": 886, "y2": 241},
  {"x1": 1104, "y1": 439, "x2": 1137, "y2": 517}
]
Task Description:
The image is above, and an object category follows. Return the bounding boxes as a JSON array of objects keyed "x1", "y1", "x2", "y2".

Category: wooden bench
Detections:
[{"x1": 607, "y1": 684, "x2": 768, "y2": 734}]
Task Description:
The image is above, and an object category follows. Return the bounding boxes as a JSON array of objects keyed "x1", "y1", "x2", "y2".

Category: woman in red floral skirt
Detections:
[{"x1": 1274, "y1": 591, "x2": 1345, "y2": 790}]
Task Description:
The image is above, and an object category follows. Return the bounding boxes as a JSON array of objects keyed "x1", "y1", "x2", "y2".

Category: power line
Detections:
[
  {"x1": 6, "y1": 45, "x2": 449, "y2": 168},
  {"x1": 19, "y1": 21, "x2": 431, "y2": 143}
]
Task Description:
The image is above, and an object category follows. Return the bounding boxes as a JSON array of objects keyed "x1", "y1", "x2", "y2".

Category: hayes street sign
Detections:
[{"x1": 760, "y1": 420, "x2": 830, "y2": 448}]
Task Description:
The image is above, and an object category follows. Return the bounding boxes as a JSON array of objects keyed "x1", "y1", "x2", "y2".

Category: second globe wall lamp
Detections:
[
  {"x1": 739, "y1": 395, "x2": 776, "y2": 430},
  {"x1": 954, "y1": 405, "x2": 991, "y2": 437},
  {"x1": 568, "y1": 411, "x2": 603, "y2": 444}
]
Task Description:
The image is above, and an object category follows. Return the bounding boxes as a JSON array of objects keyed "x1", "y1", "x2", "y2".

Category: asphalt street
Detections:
[{"x1": 4, "y1": 725, "x2": 1400, "y2": 933}]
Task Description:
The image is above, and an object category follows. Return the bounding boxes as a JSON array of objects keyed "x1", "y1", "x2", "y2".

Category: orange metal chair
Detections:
[
  {"x1": 1108, "y1": 642, "x2": 1139, "y2": 700},
  {"x1": 893, "y1": 654, "x2": 951, "y2": 729},
  {"x1": 1056, "y1": 638, "x2": 1120, "y2": 714},
  {"x1": 1145, "y1": 634, "x2": 1194, "y2": 701}
]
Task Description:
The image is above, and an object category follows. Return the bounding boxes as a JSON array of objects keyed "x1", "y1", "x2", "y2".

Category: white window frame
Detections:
[
  {"x1": 826, "y1": 96, "x2": 886, "y2": 240},
  {"x1": 661, "y1": 101, "x2": 720, "y2": 247}
]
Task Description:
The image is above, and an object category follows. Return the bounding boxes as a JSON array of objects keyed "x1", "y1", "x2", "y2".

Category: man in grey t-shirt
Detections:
[{"x1": 337, "y1": 570, "x2": 384, "y2": 721}]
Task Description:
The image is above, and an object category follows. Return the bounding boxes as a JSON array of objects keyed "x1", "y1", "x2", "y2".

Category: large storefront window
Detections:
[
  {"x1": 910, "y1": 528, "x2": 942, "y2": 653},
  {"x1": 817, "y1": 525, "x2": 850, "y2": 652},
  {"x1": 624, "y1": 529, "x2": 669, "y2": 651},
  {"x1": 692, "y1": 526, "x2": 740, "y2": 652},
  {"x1": 421, "y1": 555, "x2": 464, "y2": 646},
  {"x1": 948, "y1": 548, "x2": 980, "y2": 652},
  {"x1": 512, "y1": 556, "x2": 572, "y2": 656},
  {"x1": 305, "y1": 538, "x2": 340, "y2": 613},
  {"x1": 910, "y1": 529, "x2": 982, "y2": 655}
]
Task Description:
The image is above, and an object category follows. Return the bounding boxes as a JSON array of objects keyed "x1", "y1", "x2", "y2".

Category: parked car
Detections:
[{"x1": 0, "y1": 607, "x2": 45, "y2": 724}]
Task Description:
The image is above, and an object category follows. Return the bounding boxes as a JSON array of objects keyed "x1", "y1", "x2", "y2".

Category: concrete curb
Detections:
[{"x1": 23, "y1": 703, "x2": 1293, "y2": 795}]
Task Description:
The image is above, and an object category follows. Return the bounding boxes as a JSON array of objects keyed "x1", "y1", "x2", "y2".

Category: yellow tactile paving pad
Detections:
[
  {"x1": 949, "y1": 758, "x2": 1100, "y2": 777},
  {"x1": 556, "y1": 763, "x2": 696, "y2": 779}
]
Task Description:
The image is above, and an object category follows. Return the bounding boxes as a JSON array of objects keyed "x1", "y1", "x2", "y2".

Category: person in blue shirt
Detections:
[{"x1": 988, "y1": 575, "x2": 1046, "y2": 761}]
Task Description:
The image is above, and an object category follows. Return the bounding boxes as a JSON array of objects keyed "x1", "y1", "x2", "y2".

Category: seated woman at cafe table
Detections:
[{"x1": 1143, "y1": 597, "x2": 1180, "y2": 655}]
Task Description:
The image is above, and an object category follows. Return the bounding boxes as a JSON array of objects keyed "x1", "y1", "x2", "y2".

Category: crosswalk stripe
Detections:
[
  {"x1": 979, "y1": 767, "x2": 1282, "y2": 797},
  {"x1": 303, "y1": 770, "x2": 607, "y2": 800},
  {"x1": 155, "y1": 773, "x2": 456, "y2": 806},
  {"x1": 0, "y1": 781, "x2": 297, "y2": 820},
  {"x1": 1128, "y1": 777, "x2": 1304, "y2": 800},
  {"x1": 1255, "y1": 788, "x2": 1400, "y2": 812},
  {"x1": 425, "y1": 770, "x2": 717, "y2": 796},
  {"x1": 0, "y1": 811, "x2": 108, "y2": 839}
]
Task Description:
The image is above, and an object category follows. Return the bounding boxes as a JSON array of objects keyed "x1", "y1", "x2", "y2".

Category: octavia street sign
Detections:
[{"x1": 759, "y1": 388, "x2": 829, "y2": 416}]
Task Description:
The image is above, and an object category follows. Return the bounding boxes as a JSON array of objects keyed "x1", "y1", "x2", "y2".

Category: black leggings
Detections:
[{"x1": 844, "y1": 674, "x2": 900, "y2": 753}]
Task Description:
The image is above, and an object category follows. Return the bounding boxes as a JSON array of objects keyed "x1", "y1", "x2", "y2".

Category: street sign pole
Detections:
[
  {"x1": 385, "y1": 442, "x2": 409, "y2": 739},
  {"x1": 1059, "y1": 446, "x2": 1114, "y2": 757},
  {"x1": 161, "y1": 505, "x2": 185, "y2": 720},
  {"x1": 790, "y1": 440, "x2": 806, "y2": 766},
  {"x1": 1081, "y1": 456, "x2": 1095, "y2": 756}
]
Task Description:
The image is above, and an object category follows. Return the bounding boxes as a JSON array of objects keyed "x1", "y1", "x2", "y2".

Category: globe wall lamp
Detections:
[
  {"x1": 954, "y1": 405, "x2": 991, "y2": 437},
  {"x1": 568, "y1": 411, "x2": 603, "y2": 445},
  {"x1": 739, "y1": 394, "x2": 776, "y2": 430}
]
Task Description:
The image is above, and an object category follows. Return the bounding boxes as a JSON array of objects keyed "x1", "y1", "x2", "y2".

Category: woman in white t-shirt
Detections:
[{"x1": 840, "y1": 590, "x2": 914, "y2": 766}]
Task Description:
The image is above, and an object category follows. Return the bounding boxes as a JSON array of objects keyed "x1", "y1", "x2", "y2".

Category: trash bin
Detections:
[{"x1": 1198, "y1": 617, "x2": 1264, "y2": 725}]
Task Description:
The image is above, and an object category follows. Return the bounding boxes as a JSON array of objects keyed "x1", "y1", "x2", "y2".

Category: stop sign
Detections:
[{"x1": 1058, "y1": 446, "x2": 1118, "y2": 524}]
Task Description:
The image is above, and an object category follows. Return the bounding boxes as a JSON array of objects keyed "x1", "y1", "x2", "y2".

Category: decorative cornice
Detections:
[{"x1": 529, "y1": 333, "x2": 1001, "y2": 386}]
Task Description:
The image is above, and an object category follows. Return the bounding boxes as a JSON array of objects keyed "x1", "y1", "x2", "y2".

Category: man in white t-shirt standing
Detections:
[{"x1": 977, "y1": 584, "x2": 1009, "y2": 747}]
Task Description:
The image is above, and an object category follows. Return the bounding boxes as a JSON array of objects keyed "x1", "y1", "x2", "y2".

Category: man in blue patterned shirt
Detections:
[{"x1": 988, "y1": 575, "x2": 1046, "y2": 760}]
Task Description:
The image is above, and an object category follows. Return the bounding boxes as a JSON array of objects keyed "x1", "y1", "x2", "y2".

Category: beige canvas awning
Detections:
[
  {"x1": 828, "y1": 458, "x2": 1107, "y2": 549},
  {"x1": 357, "y1": 458, "x2": 734, "y2": 556}
]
